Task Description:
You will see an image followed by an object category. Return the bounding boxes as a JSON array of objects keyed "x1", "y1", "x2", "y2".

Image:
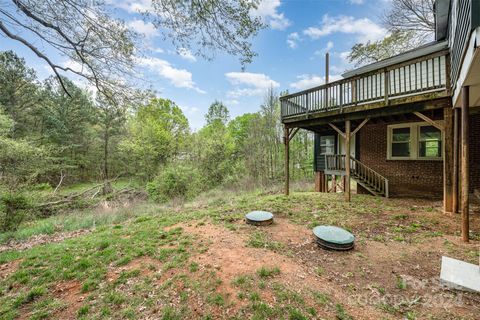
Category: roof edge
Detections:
[{"x1": 342, "y1": 41, "x2": 449, "y2": 78}]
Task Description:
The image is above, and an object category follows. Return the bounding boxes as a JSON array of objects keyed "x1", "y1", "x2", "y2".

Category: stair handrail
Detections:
[
  {"x1": 350, "y1": 158, "x2": 389, "y2": 197},
  {"x1": 324, "y1": 154, "x2": 389, "y2": 197}
]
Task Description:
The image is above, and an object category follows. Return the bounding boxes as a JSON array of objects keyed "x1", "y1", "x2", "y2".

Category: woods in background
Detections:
[{"x1": 0, "y1": 50, "x2": 313, "y2": 230}]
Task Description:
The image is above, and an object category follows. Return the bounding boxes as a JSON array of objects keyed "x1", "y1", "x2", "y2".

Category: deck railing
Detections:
[
  {"x1": 281, "y1": 52, "x2": 448, "y2": 119},
  {"x1": 449, "y1": 0, "x2": 476, "y2": 85},
  {"x1": 325, "y1": 154, "x2": 389, "y2": 197}
]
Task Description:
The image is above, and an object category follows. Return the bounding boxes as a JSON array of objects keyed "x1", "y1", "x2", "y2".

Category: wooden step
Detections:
[{"x1": 352, "y1": 176, "x2": 385, "y2": 197}]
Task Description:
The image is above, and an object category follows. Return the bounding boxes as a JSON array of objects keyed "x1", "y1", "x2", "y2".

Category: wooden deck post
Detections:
[
  {"x1": 443, "y1": 106, "x2": 454, "y2": 213},
  {"x1": 284, "y1": 127, "x2": 290, "y2": 196},
  {"x1": 453, "y1": 107, "x2": 459, "y2": 214},
  {"x1": 345, "y1": 120, "x2": 351, "y2": 202},
  {"x1": 460, "y1": 87, "x2": 469, "y2": 242}
]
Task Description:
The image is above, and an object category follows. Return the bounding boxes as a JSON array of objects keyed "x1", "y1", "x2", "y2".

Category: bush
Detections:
[
  {"x1": 30, "y1": 183, "x2": 52, "y2": 191},
  {"x1": 146, "y1": 165, "x2": 201, "y2": 203},
  {"x1": 0, "y1": 192, "x2": 31, "y2": 232}
]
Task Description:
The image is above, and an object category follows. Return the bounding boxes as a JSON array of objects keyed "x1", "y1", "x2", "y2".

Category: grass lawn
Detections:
[{"x1": 0, "y1": 191, "x2": 479, "y2": 319}]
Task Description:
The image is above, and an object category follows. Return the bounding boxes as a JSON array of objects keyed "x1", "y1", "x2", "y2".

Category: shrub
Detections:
[
  {"x1": 146, "y1": 165, "x2": 201, "y2": 203},
  {"x1": 0, "y1": 192, "x2": 31, "y2": 232},
  {"x1": 30, "y1": 183, "x2": 52, "y2": 191}
]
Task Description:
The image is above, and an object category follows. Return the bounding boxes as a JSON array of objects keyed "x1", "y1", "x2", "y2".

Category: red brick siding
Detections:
[
  {"x1": 357, "y1": 112, "x2": 480, "y2": 198},
  {"x1": 358, "y1": 122, "x2": 443, "y2": 197}
]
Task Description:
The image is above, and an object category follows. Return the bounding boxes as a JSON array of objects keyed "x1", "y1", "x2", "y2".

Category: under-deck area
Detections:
[{"x1": 281, "y1": 40, "x2": 479, "y2": 243}]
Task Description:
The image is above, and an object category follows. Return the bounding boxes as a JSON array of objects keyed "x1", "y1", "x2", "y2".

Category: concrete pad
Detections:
[{"x1": 440, "y1": 256, "x2": 480, "y2": 292}]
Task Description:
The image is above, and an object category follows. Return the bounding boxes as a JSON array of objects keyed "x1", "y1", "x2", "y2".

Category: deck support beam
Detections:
[
  {"x1": 351, "y1": 118, "x2": 370, "y2": 136},
  {"x1": 413, "y1": 112, "x2": 445, "y2": 131},
  {"x1": 345, "y1": 120, "x2": 351, "y2": 202},
  {"x1": 328, "y1": 123, "x2": 346, "y2": 139},
  {"x1": 289, "y1": 127, "x2": 300, "y2": 141},
  {"x1": 453, "y1": 108, "x2": 459, "y2": 214},
  {"x1": 284, "y1": 127, "x2": 290, "y2": 196},
  {"x1": 460, "y1": 87, "x2": 469, "y2": 242},
  {"x1": 443, "y1": 106, "x2": 454, "y2": 214}
]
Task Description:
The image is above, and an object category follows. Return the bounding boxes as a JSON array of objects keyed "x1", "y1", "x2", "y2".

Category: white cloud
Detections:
[
  {"x1": 303, "y1": 15, "x2": 387, "y2": 43},
  {"x1": 350, "y1": 0, "x2": 364, "y2": 4},
  {"x1": 113, "y1": 0, "x2": 152, "y2": 13},
  {"x1": 339, "y1": 51, "x2": 350, "y2": 60},
  {"x1": 138, "y1": 57, "x2": 205, "y2": 93},
  {"x1": 151, "y1": 47, "x2": 164, "y2": 54},
  {"x1": 287, "y1": 32, "x2": 301, "y2": 49},
  {"x1": 177, "y1": 48, "x2": 197, "y2": 62},
  {"x1": 226, "y1": 99, "x2": 239, "y2": 106},
  {"x1": 253, "y1": 0, "x2": 291, "y2": 30},
  {"x1": 61, "y1": 60, "x2": 98, "y2": 96},
  {"x1": 180, "y1": 105, "x2": 199, "y2": 115},
  {"x1": 325, "y1": 41, "x2": 334, "y2": 51},
  {"x1": 314, "y1": 41, "x2": 334, "y2": 56},
  {"x1": 127, "y1": 19, "x2": 158, "y2": 38},
  {"x1": 330, "y1": 51, "x2": 353, "y2": 74},
  {"x1": 225, "y1": 72, "x2": 279, "y2": 98},
  {"x1": 289, "y1": 74, "x2": 342, "y2": 91}
]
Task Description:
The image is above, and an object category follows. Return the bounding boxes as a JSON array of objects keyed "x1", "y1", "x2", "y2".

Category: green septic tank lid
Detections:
[
  {"x1": 245, "y1": 211, "x2": 273, "y2": 222},
  {"x1": 312, "y1": 226, "x2": 355, "y2": 245}
]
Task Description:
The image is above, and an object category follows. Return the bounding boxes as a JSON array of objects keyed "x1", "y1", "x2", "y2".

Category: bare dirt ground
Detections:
[
  {"x1": 1, "y1": 194, "x2": 479, "y2": 319},
  {"x1": 178, "y1": 221, "x2": 389, "y2": 319},
  {"x1": 172, "y1": 201, "x2": 480, "y2": 320}
]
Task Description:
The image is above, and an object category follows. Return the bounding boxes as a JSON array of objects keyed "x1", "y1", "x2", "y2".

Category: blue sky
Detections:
[{"x1": 1, "y1": 0, "x2": 392, "y2": 130}]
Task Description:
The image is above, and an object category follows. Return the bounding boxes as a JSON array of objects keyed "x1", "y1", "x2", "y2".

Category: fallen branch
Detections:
[
  {"x1": 37, "y1": 176, "x2": 122, "y2": 208},
  {"x1": 52, "y1": 170, "x2": 65, "y2": 195},
  {"x1": 91, "y1": 187, "x2": 101, "y2": 199}
]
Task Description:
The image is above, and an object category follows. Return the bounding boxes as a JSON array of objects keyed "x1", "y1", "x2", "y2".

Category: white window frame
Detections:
[
  {"x1": 320, "y1": 135, "x2": 335, "y2": 155},
  {"x1": 417, "y1": 124, "x2": 443, "y2": 160},
  {"x1": 387, "y1": 124, "x2": 413, "y2": 160},
  {"x1": 387, "y1": 121, "x2": 444, "y2": 160}
]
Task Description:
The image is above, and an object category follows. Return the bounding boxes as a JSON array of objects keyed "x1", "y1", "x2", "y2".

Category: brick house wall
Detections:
[{"x1": 356, "y1": 112, "x2": 480, "y2": 198}]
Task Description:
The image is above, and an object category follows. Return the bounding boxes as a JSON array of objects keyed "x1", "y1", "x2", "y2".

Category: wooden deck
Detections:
[{"x1": 280, "y1": 50, "x2": 450, "y2": 127}]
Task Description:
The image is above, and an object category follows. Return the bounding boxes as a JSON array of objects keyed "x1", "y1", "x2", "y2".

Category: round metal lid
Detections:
[
  {"x1": 312, "y1": 226, "x2": 355, "y2": 245},
  {"x1": 245, "y1": 211, "x2": 273, "y2": 222}
]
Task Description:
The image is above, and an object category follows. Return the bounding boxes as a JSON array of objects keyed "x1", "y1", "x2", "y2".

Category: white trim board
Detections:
[{"x1": 453, "y1": 27, "x2": 480, "y2": 107}]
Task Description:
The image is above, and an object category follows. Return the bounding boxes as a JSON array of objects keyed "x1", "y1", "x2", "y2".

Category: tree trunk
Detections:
[{"x1": 102, "y1": 128, "x2": 113, "y2": 195}]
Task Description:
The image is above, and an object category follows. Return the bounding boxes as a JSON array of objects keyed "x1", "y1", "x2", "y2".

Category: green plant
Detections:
[
  {"x1": 396, "y1": 276, "x2": 407, "y2": 290},
  {"x1": 146, "y1": 165, "x2": 201, "y2": 203},
  {"x1": 247, "y1": 231, "x2": 283, "y2": 251},
  {"x1": 312, "y1": 292, "x2": 330, "y2": 306},
  {"x1": 257, "y1": 266, "x2": 280, "y2": 278},
  {"x1": 314, "y1": 266, "x2": 325, "y2": 276},
  {"x1": 335, "y1": 303, "x2": 353, "y2": 320},
  {"x1": 0, "y1": 192, "x2": 31, "y2": 232}
]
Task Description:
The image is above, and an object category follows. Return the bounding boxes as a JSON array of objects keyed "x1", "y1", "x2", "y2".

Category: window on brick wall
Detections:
[
  {"x1": 387, "y1": 122, "x2": 443, "y2": 160},
  {"x1": 391, "y1": 127, "x2": 411, "y2": 157},
  {"x1": 418, "y1": 125, "x2": 442, "y2": 158}
]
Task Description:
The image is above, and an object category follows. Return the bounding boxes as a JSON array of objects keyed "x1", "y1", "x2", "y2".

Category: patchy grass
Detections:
[
  {"x1": 247, "y1": 231, "x2": 283, "y2": 251},
  {"x1": 0, "y1": 190, "x2": 479, "y2": 319},
  {"x1": 256, "y1": 266, "x2": 281, "y2": 278}
]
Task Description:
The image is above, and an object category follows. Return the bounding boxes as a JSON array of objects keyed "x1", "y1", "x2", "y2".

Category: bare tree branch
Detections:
[
  {"x1": 0, "y1": 20, "x2": 72, "y2": 95},
  {"x1": 382, "y1": 0, "x2": 435, "y2": 42},
  {"x1": 0, "y1": 0, "x2": 264, "y2": 101}
]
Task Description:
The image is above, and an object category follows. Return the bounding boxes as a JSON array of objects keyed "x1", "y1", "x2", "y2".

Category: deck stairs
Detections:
[{"x1": 324, "y1": 155, "x2": 389, "y2": 197}]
